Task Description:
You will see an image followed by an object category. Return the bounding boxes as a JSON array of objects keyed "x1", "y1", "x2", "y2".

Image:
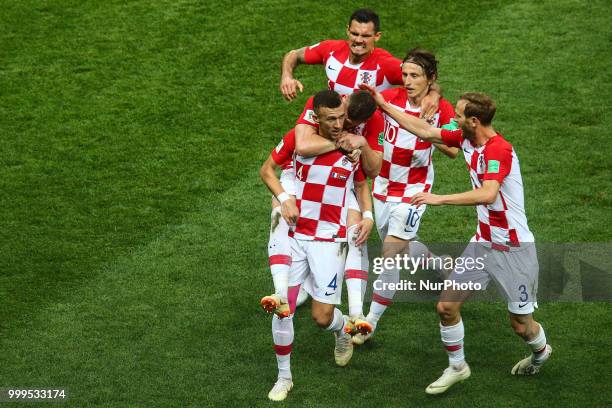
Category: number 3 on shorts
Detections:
[{"x1": 518, "y1": 284, "x2": 528, "y2": 302}]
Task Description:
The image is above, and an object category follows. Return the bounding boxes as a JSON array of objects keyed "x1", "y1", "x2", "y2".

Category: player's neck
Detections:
[
  {"x1": 348, "y1": 51, "x2": 371, "y2": 65},
  {"x1": 474, "y1": 126, "x2": 497, "y2": 146},
  {"x1": 318, "y1": 131, "x2": 334, "y2": 142},
  {"x1": 408, "y1": 95, "x2": 424, "y2": 109}
]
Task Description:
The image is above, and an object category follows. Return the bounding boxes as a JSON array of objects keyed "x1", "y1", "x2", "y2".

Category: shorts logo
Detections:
[
  {"x1": 378, "y1": 132, "x2": 384, "y2": 145},
  {"x1": 488, "y1": 160, "x2": 500, "y2": 174},
  {"x1": 518, "y1": 302, "x2": 528, "y2": 308}
]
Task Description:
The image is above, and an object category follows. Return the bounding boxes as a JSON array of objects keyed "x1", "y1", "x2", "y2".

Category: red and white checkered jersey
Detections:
[
  {"x1": 373, "y1": 88, "x2": 455, "y2": 202},
  {"x1": 441, "y1": 129, "x2": 535, "y2": 250},
  {"x1": 271, "y1": 128, "x2": 296, "y2": 170},
  {"x1": 303, "y1": 40, "x2": 403, "y2": 95},
  {"x1": 291, "y1": 151, "x2": 365, "y2": 242},
  {"x1": 296, "y1": 96, "x2": 384, "y2": 153}
]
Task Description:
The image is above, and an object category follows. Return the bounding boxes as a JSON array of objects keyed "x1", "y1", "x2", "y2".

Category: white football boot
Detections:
[
  {"x1": 334, "y1": 317, "x2": 354, "y2": 366},
  {"x1": 425, "y1": 364, "x2": 471, "y2": 395},
  {"x1": 352, "y1": 318, "x2": 376, "y2": 345},
  {"x1": 268, "y1": 378, "x2": 293, "y2": 401},
  {"x1": 511, "y1": 344, "x2": 552, "y2": 375}
]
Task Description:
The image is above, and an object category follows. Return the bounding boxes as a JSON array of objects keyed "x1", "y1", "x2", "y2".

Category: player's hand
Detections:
[
  {"x1": 336, "y1": 132, "x2": 366, "y2": 152},
  {"x1": 281, "y1": 197, "x2": 299, "y2": 225},
  {"x1": 411, "y1": 192, "x2": 442, "y2": 208},
  {"x1": 420, "y1": 91, "x2": 440, "y2": 121},
  {"x1": 354, "y1": 217, "x2": 374, "y2": 246},
  {"x1": 347, "y1": 148, "x2": 362, "y2": 163},
  {"x1": 359, "y1": 83, "x2": 385, "y2": 107},
  {"x1": 280, "y1": 77, "x2": 304, "y2": 101}
]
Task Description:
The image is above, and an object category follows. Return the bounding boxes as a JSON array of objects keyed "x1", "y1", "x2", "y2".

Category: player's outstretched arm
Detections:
[
  {"x1": 259, "y1": 156, "x2": 299, "y2": 225},
  {"x1": 411, "y1": 180, "x2": 501, "y2": 208},
  {"x1": 353, "y1": 179, "x2": 374, "y2": 246},
  {"x1": 294, "y1": 123, "x2": 337, "y2": 157},
  {"x1": 280, "y1": 47, "x2": 306, "y2": 101},
  {"x1": 359, "y1": 84, "x2": 444, "y2": 144}
]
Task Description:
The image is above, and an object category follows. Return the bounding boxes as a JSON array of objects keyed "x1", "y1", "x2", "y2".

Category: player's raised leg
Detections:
[
  {"x1": 426, "y1": 291, "x2": 472, "y2": 395},
  {"x1": 406, "y1": 240, "x2": 454, "y2": 280},
  {"x1": 261, "y1": 202, "x2": 291, "y2": 318},
  {"x1": 354, "y1": 234, "x2": 406, "y2": 345},
  {"x1": 344, "y1": 208, "x2": 371, "y2": 333},
  {"x1": 509, "y1": 312, "x2": 552, "y2": 375}
]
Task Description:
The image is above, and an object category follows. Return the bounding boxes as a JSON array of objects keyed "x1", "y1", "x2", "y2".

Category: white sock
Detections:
[
  {"x1": 272, "y1": 314, "x2": 294, "y2": 379},
  {"x1": 527, "y1": 323, "x2": 548, "y2": 364},
  {"x1": 367, "y1": 262, "x2": 398, "y2": 326},
  {"x1": 440, "y1": 320, "x2": 466, "y2": 368},
  {"x1": 268, "y1": 207, "x2": 291, "y2": 302},
  {"x1": 325, "y1": 308, "x2": 346, "y2": 334},
  {"x1": 345, "y1": 225, "x2": 369, "y2": 317}
]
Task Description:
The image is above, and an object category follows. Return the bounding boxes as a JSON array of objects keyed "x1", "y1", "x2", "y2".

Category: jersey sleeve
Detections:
[
  {"x1": 271, "y1": 129, "x2": 296, "y2": 165},
  {"x1": 440, "y1": 129, "x2": 464, "y2": 148},
  {"x1": 296, "y1": 96, "x2": 319, "y2": 127},
  {"x1": 437, "y1": 98, "x2": 455, "y2": 126},
  {"x1": 303, "y1": 40, "x2": 340, "y2": 64},
  {"x1": 378, "y1": 55, "x2": 403, "y2": 86},
  {"x1": 363, "y1": 110, "x2": 384, "y2": 152},
  {"x1": 482, "y1": 139, "x2": 512, "y2": 184}
]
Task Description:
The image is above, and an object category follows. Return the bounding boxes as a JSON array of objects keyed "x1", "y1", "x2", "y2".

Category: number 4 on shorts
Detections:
[{"x1": 324, "y1": 275, "x2": 337, "y2": 296}]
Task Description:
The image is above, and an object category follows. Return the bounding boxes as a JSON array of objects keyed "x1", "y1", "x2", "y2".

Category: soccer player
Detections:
[
  {"x1": 353, "y1": 48, "x2": 459, "y2": 345},
  {"x1": 262, "y1": 90, "x2": 374, "y2": 401},
  {"x1": 279, "y1": 8, "x2": 441, "y2": 119},
  {"x1": 260, "y1": 91, "x2": 380, "y2": 325},
  {"x1": 259, "y1": 128, "x2": 300, "y2": 319},
  {"x1": 363, "y1": 86, "x2": 552, "y2": 394},
  {"x1": 294, "y1": 90, "x2": 384, "y2": 333}
]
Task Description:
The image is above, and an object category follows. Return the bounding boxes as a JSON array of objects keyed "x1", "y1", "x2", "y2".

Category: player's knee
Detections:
[
  {"x1": 509, "y1": 316, "x2": 533, "y2": 339},
  {"x1": 436, "y1": 302, "x2": 459, "y2": 323},
  {"x1": 510, "y1": 320, "x2": 529, "y2": 338},
  {"x1": 312, "y1": 311, "x2": 332, "y2": 328}
]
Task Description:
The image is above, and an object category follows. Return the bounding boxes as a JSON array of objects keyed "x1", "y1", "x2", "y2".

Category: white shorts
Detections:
[
  {"x1": 288, "y1": 238, "x2": 347, "y2": 305},
  {"x1": 448, "y1": 242, "x2": 539, "y2": 315},
  {"x1": 280, "y1": 168, "x2": 296, "y2": 196},
  {"x1": 374, "y1": 198, "x2": 426, "y2": 241}
]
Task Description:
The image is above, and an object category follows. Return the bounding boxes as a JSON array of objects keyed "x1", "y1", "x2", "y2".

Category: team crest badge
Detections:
[
  {"x1": 342, "y1": 157, "x2": 350, "y2": 166},
  {"x1": 359, "y1": 71, "x2": 373, "y2": 85}
]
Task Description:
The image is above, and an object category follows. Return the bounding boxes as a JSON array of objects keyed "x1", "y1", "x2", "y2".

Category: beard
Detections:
[{"x1": 461, "y1": 124, "x2": 476, "y2": 140}]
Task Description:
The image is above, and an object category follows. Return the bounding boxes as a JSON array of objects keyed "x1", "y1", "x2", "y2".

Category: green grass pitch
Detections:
[{"x1": 0, "y1": 0, "x2": 610, "y2": 406}]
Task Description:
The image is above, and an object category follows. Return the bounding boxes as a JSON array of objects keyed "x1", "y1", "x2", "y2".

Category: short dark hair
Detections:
[
  {"x1": 313, "y1": 89, "x2": 342, "y2": 115},
  {"x1": 403, "y1": 48, "x2": 438, "y2": 81},
  {"x1": 460, "y1": 93, "x2": 496, "y2": 125},
  {"x1": 347, "y1": 91, "x2": 376, "y2": 122},
  {"x1": 349, "y1": 8, "x2": 380, "y2": 32}
]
